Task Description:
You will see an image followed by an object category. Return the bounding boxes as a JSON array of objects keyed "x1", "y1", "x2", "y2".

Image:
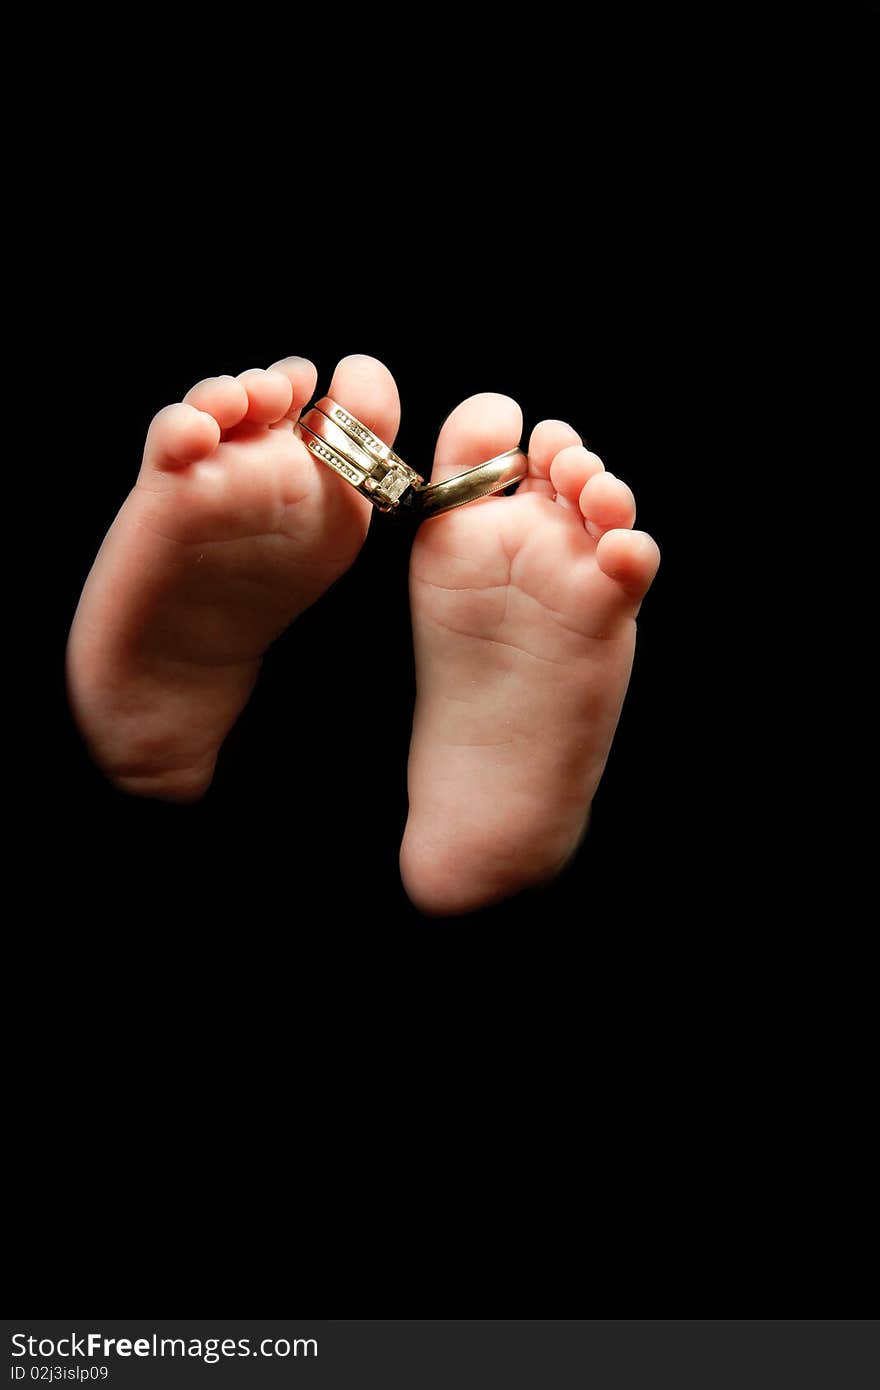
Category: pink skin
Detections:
[
  {"x1": 66, "y1": 355, "x2": 399, "y2": 802},
  {"x1": 68, "y1": 363, "x2": 658, "y2": 918},
  {"x1": 401, "y1": 395, "x2": 660, "y2": 916}
]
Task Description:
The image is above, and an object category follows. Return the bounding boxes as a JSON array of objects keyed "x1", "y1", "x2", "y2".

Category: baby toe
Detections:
[
  {"x1": 183, "y1": 376, "x2": 250, "y2": 430},
  {"x1": 521, "y1": 419, "x2": 582, "y2": 496},
  {"x1": 431, "y1": 392, "x2": 523, "y2": 482},
  {"x1": 267, "y1": 356, "x2": 318, "y2": 422},
  {"x1": 237, "y1": 367, "x2": 294, "y2": 425},
  {"x1": 327, "y1": 354, "x2": 401, "y2": 444},
  {"x1": 144, "y1": 402, "x2": 221, "y2": 471},
  {"x1": 596, "y1": 529, "x2": 661, "y2": 604},
  {"x1": 549, "y1": 445, "x2": 605, "y2": 509},
  {"x1": 579, "y1": 471, "x2": 636, "y2": 537}
]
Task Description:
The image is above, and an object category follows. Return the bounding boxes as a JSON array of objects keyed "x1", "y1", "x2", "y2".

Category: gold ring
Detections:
[
  {"x1": 311, "y1": 396, "x2": 409, "y2": 472},
  {"x1": 416, "y1": 448, "x2": 528, "y2": 518},
  {"x1": 296, "y1": 397, "x2": 528, "y2": 519},
  {"x1": 298, "y1": 407, "x2": 422, "y2": 509}
]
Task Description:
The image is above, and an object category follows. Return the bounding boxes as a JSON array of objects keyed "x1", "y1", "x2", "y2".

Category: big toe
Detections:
[
  {"x1": 430, "y1": 392, "x2": 523, "y2": 482},
  {"x1": 327, "y1": 354, "x2": 401, "y2": 445}
]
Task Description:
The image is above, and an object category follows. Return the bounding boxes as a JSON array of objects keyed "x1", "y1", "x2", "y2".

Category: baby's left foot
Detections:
[
  {"x1": 401, "y1": 395, "x2": 660, "y2": 915},
  {"x1": 67, "y1": 355, "x2": 397, "y2": 802}
]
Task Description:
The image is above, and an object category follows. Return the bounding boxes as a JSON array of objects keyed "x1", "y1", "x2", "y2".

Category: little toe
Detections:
[
  {"x1": 579, "y1": 471, "x2": 636, "y2": 538},
  {"x1": 327, "y1": 354, "x2": 401, "y2": 443},
  {"x1": 521, "y1": 419, "x2": 583, "y2": 495},
  {"x1": 596, "y1": 529, "x2": 661, "y2": 606},
  {"x1": 431, "y1": 392, "x2": 523, "y2": 483},
  {"x1": 183, "y1": 376, "x2": 250, "y2": 431},
  {"x1": 267, "y1": 356, "x2": 319, "y2": 424},
  {"x1": 144, "y1": 403, "x2": 221, "y2": 471},
  {"x1": 237, "y1": 367, "x2": 294, "y2": 425},
  {"x1": 549, "y1": 445, "x2": 605, "y2": 510}
]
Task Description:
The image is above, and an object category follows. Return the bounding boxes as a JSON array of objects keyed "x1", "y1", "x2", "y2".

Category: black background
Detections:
[
  {"x1": 30, "y1": 194, "x2": 754, "y2": 1301},
  {"x1": 12, "y1": 5, "x2": 878, "y2": 1310}
]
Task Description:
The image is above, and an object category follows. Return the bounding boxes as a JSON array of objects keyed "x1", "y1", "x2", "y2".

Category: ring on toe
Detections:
[{"x1": 296, "y1": 397, "x2": 527, "y2": 519}]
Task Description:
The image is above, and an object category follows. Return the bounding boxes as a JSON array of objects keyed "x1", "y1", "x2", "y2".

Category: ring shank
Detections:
[
  {"x1": 413, "y1": 448, "x2": 528, "y2": 518},
  {"x1": 297, "y1": 405, "x2": 423, "y2": 510},
  {"x1": 298, "y1": 396, "x2": 529, "y2": 521}
]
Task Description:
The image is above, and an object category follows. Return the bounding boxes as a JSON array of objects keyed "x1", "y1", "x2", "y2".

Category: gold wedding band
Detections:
[
  {"x1": 298, "y1": 408, "x2": 422, "y2": 507},
  {"x1": 295, "y1": 397, "x2": 528, "y2": 520},
  {"x1": 416, "y1": 448, "x2": 528, "y2": 519},
  {"x1": 311, "y1": 396, "x2": 409, "y2": 471}
]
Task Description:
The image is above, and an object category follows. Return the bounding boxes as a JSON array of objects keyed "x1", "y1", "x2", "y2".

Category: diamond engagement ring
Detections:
[{"x1": 295, "y1": 398, "x2": 528, "y2": 519}]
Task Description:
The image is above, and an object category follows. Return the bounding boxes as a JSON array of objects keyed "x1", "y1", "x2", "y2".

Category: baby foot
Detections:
[
  {"x1": 67, "y1": 354, "x2": 400, "y2": 801},
  {"x1": 401, "y1": 396, "x2": 660, "y2": 915}
]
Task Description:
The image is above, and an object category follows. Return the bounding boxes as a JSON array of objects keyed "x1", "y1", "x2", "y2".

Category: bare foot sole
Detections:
[
  {"x1": 67, "y1": 355, "x2": 400, "y2": 801},
  {"x1": 401, "y1": 396, "x2": 660, "y2": 915}
]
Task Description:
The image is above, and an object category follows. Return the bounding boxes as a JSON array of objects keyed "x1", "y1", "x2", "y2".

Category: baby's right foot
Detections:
[
  {"x1": 67, "y1": 354, "x2": 400, "y2": 801},
  {"x1": 401, "y1": 396, "x2": 660, "y2": 915}
]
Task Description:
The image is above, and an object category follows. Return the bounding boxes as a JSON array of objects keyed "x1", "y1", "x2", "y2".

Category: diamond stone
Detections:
[{"x1": 378, "y1": 467, "x2": 411, "y2": 504}]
